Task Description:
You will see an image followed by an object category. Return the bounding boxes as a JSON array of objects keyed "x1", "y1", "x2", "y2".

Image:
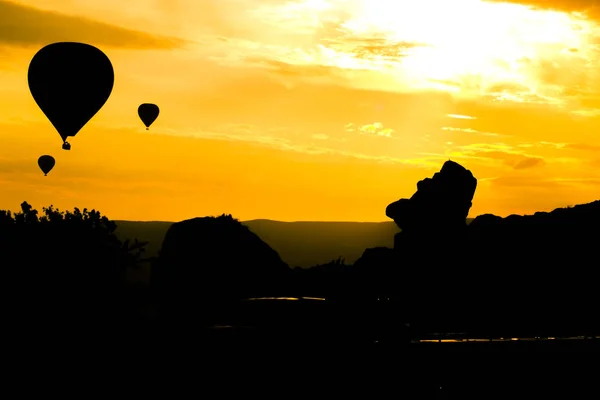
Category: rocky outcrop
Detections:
[
  {"x1": 386, "y1": 160, "x2": 477, "y2": 251},
  {"x1": 303, "y1": 160, "x2": 599, "y2": 336},
  {"x1": 152, "y1": 214, "x2": 291, "y2": 321}
]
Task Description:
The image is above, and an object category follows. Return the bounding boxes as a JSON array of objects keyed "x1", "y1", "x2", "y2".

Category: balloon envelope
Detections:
[
  {"x1": 138, "y1": 103, "x2": 160, "y2": 129},
  {"x1": 28, "y1": 42, "x2": 114, "y2": 144},
  {"x1": 38, "y1": 155, "x2": 55, "y2": 176}
]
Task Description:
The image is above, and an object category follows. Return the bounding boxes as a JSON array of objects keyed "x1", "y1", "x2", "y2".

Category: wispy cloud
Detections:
[
  {"x1": 344, "y1": 122, "x2": 394, "y2": 137},
  {"x1": 563, "y1": 142, "x2": 600, "y2": 151},
  {"x1": 551, "y1": 177, "x2": 600, "y2": 186},
  {"x1": 240, "y1": 57, "x2": 344, "y2": 79},
  {"x1": 0, "y1": 1, "x2": 186, "y2": 49},
  {"x1": 520, "y1": 141, "x2": 600, "y2": 152},
  {"x1": 447, "y1": 114, "x2": 477, "y2": 120},
  {"x1": 484, "y1": 0, "x2": 600, "y2": 19},
  {"x1": 108, "y1": 122, "x2": 440, "y2": 167},
  {"x1": 441, "y1": 127, "x2": 504, "y2": 137},
  {"x1": 443, "y1": 127, "x2": 479, "y2": 133},
  {"x1": 488, "y1": 175, "x2": 563, "y2": 189},
  {"x1": 178, "y1": 127, "x2": 431, "y2": 165},
  {"x1": 447, "y1": 142, "x2": 546, "y2": 170},
  {"x1": 487, "y1": 174, "x2": 600, "y2": 194},
  {"x1": 514, "y1": 157, "x2": 545, "y2": 169}
]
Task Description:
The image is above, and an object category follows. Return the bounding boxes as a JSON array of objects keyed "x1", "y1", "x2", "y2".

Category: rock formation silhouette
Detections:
[
  {"x1": 378, "y1": 161, "x2": 478, "y2": 325},
  {"x1": 152, "y1": 214, "x2": 291, "y2": 326},
  {"x1": 386, "y1": 160, "x2": 477, "y2": 252},
  {"x1": 348, "y1": 160, "x2": 599, "y2": 337}
]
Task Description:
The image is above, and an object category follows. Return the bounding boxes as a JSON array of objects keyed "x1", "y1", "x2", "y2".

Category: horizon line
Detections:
[
  {"x1": 112, "y1": 217, "x2": 477, "y2": 224},
  {"x1": 110, "y1": 198, "x2": 599, "y2": 224},
  {"x1": 113, "y1": 219, "x2": 397, "y2": 224}
]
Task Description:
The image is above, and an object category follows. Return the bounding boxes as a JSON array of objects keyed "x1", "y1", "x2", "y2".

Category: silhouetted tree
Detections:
[{"x1": 1, "y1": 202, "x2": 148, "y2": 332}]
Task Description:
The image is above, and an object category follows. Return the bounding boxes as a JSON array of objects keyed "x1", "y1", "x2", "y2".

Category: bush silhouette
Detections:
[{"x1": 1, "y1": 201, "x2": 147, "y2": 328}]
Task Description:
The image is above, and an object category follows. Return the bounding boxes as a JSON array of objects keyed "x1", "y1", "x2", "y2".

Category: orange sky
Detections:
[{"x1": 1, "y1": 0, "x2": 600, "y2": 222}]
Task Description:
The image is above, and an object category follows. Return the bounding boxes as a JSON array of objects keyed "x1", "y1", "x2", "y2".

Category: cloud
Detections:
[
  {"x1": 551, "y1": 177, "x2": 600, "y2": 186},
  {"x1": 441, "y1": 127, "x2": 505, "y2": 137},
  {"x1": 192, "y1": 0, "x2": 600, "y2": 112},
  {"x1": 321, "y1": 34, "x2": 427, "y2": 64},
  {"x1": 447, "y1": 114, "x2": 477, "y2": 120},
  {"x1": 571, "y1": 108, "x2": 600, "y2": 117},
  {"x1": 346, "y1": 39, "x2": 425, "y2": 60},
  {"x1": 449, "y1": 143, "x2": 546, "y2": 170},
  {"x1": 0, "y1": 1, "x2": 186, "y2": 49},
  {"x1": 484, "y1": 1, "x2": 600, "y2": 18},
  {"x1": 514, "y1": 157, "x2": 545, "y2": 169},
  {"x1": 345, "y1": 122, "x2": 394, "y2": 137},
  {"x1": 0, "y1": 156, "x2": 31, "y2": 174},
  {"x1": 563, "y1": 143, "x2": 600, "y2": 151},
  {"x1": 241, "y1": 57, "x2": 343, "y2": 78},
  {"x1": 177, "y1": 127, "x2": 430, "y2": 165},
  {"x1": 514, "y1": 141, "x2": 600, "y2": 152},
  {"x1": 482, "y1": 82, "x2": 563, "y2": 105},
  {"x1": 106, "y1": 122, "x2": 440, "y2": 168},
  {"x1": 212, "y1": 39, "x2": 411, "y2": 81},
  {"x1": 488, "y1": 174, "x2": 600, "y2": 191},
  {"x1": 488, "y1": 175, "x2": 563, "y2": 189}
]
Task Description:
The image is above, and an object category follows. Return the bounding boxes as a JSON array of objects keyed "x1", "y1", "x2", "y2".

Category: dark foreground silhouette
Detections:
[
  {"x1": 2, "y1": 161, "x2": 598, "y2": 396},
  {"x1": 151, "y1": 161, "x2": 599, "y2": 339}
]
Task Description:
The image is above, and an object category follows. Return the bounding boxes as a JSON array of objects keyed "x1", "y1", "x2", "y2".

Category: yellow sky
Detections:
[{"x1": 1, "y1": 0, "x2": 600, "y2": 222}]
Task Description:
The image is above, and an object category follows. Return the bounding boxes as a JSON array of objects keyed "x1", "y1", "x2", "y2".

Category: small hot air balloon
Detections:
[
  {"x1": 138, "y1": 103, "x2": 160, "y2": 130},
  {"x1": 38, "y1": 155, "x2": 55, "y2": 176},
  {"x1": 28, "y1": 42, "x2": 115, "y2": 150}
]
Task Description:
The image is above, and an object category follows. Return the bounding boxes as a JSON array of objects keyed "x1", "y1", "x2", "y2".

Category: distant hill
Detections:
[
  {"x1": 114, "y1": 221, "x2": 174, "y2": 263},
  {"x1": 114, "y1": 219, "x2": 398, "y2": 268},
  {"x1": 241, "y1": 220, "x2": 401, "y2": 268},
  {"x1": 114, "y1": 218, "x2": 473, "y2": 268}
]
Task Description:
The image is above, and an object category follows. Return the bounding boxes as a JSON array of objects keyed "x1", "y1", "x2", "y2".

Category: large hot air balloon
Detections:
[
  {"x1": 28, "y1": 42, "x2": 115, "y2": 151},
  {"x1": 38, "y1": 155, "x2": 55, "y2": 176},
  {"x1": 138, "y1": 103, "x2": 160, "y2": 130}
]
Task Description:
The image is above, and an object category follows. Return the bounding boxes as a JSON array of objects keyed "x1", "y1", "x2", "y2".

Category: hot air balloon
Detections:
[
  {"x1": 38, "y1": 155, "x2": 55, "y2": 176},
  {"x1": 28, "y1": 42, "x2": 115, "y2": 151},
  {"x1": 138, "y1": 103, "x2": 160, "y2": 130}
]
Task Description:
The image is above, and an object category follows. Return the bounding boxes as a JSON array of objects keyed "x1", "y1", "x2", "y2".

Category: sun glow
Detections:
[{"x1": 284, "y1": 0, "x2": 600, "y2": 102}]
